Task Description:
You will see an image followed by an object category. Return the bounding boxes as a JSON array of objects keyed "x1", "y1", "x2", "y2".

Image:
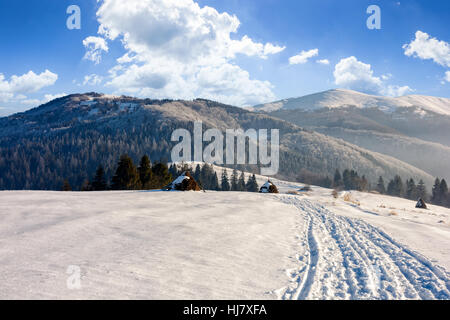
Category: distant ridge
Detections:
[{"x1": 252, "y1": 89, "x2": 450, "y2": 116}]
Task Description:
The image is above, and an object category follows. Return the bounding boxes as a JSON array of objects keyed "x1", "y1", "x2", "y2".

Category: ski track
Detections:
[{"x1": 278, "y1": 195, "x2": 450, "y2": 300}]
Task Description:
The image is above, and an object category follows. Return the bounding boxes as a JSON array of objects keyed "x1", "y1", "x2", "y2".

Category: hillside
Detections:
[
  {"x1": 1, "y1": 177, "x2": 449, "y2": 299},
  {"x1": 0, "y1": 93, "x2": 434, "y2": 190},
  {"x1": 254, "y1": 90, "x2": 450, "y2": 180}
]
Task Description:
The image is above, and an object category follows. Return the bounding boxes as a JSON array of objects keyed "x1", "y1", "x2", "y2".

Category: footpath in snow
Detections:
[{"x1": 277, "y1": 196, "x2": 450, "y2": 300}]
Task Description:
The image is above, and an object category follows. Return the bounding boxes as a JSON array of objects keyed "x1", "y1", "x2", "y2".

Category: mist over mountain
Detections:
[
  {"x1": 256, "y1": 89, "x2": 450, "y2": 181},
  {"x1": 0, "y1": 93, "x2": 434, "y2": 190}
]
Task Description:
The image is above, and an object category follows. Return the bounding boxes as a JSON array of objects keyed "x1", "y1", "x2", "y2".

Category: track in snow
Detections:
[{"x1": 278, "y1": 196, "x2": 450, "y2": 300}]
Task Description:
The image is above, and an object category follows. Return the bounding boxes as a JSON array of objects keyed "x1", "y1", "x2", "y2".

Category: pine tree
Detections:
[
  {"x1": 342, "y1": 169, "x2": 351, "y2": 190},
  {"x1": 238, "y1": 172, "x2": 246, "y2": 191},
  {"x1": 246, "y1": 174, "x2": 259, "y2": 192},
  {"x1": 333, "y1": 169, "x2": 342, "y2": 188},
  {"x1": 432, "y1": 178, "x2": 441, "y2": 204},
  {"x1": 230, "y1": 169, "x2": 239, "y2": 191},
  {"x1": 200, "y1": 163, "x2": 215, "y2": 190},
  {"x1": 211, "y1": 172, "x2": 220, "y2": 191},
  {"x1": 61, "y1": 179, "x2": 72, "y2": 191},
  {"x1": 376, "y1": 176, "x2": 386, "y2": 194},
  {"x1": 416, "y1": 180, "x2": 427, "y2": 201},
  {"x1": 92, "y1": 165, "x2": 108, "y2": 191},
  {"x1": 387, "y1": 175, "x2": 404, "y2": 197},
  {"x1": 151, "y1": 162, "x2": 172, "y2": 189},
  {"x1": 194, "y1": 164, "x2": 202, "y2": 182},
  {"x1": 406, "y1": 178, "x2": 417, "y2": 200},
  {"x1": 439, "y1": 179, "x2": 448, "y2": 206},
  {"x1": 111, "y1": 155, "x2": 139, "y2": 190},
  {"x1": 138, "y1": 155, "x2": 153, "y2": 189},
  {"x1": 168, "y1": 164, "x2": 178, "y2": 179},
  {"x1": 221, "y1": 169, "x2": 230, "y2": 191}
]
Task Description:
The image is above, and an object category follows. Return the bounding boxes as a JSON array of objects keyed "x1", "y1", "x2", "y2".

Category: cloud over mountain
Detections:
[
  {"x1": 87, "y1": 0, "x2": 285, "y2": 106},
  {"x1": 333, "y1": 56, "x2": 412, "y2": 97}
]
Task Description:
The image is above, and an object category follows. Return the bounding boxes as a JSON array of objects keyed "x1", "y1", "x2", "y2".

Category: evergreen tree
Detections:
[
  {"x1": 221, "y1": 169, "x2": 230, "y2": 191},
  {"x1": 376, "y1": 176, "x2": 386, "y2": 194},
  {"x1": 406, "y1": 178, "x2": 417, "y2": 200},
  {"x1": 333, "y1": 169, "x2": 342, "y2": 188},
  {"x1": 387, "y1": 175, "x2": 404, "y2": 197},
  {"x1": 151, "y1": 162, "x2": 172, "y2": 189},
  {"x1": 194, "y1": 164, "x2": 202, "y2": 182},
  {"x1": 440, "y1": 179, "x2": 448, "y2": 200},
  {"x1": 343, "y1": 169, "x2": 351, "y2": 190},
  {"x1": 138, "y1": 155, "x2": 153, "y2": 189},
  {"x1": 432, "y1": 178, "x2": 441, "y2": 204},
  {"x1": 111, "y1": 155, "x2": 139, "y2": 190},
  {"x1": 211, "y1": 172, "x2": 220, "y2": 191},
  {"x1": 61, "y1": 179, "x2": 72, "y2": 191},
  {"x1": 246, "y1": 174, "x2": 259, "y2": 192},
  {"x1": 200, "y1": 163, "x2": 215, "y2": 190},
  {"x1": 92, "y1": 165, "x2": 108, "y2": 191},
  {"x1": 230, "y1": 169, "x2": 239, "y2": 191},
  {"x1": 238, "y1": 172, "x2": 246, "y2": 191},
  {"x1": 168, "y1": 164, "x2": 178, "y2": 179},
  {"x1": 416, "y1": 180, "x2": 427, "y2": 201}
]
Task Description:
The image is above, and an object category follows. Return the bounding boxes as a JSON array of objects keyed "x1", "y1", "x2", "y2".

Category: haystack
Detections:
[
  {"x1": 164, "y1": 171, "x2": 201, "y2": 191},
  {"x1": 259, "y1": 180, "x2": 279, "y2": 194},
  {"x1": 416, "y1": 198, "x2": 427, "y2": 209}
]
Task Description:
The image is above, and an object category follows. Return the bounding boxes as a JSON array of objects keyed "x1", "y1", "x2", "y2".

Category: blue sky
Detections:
[{"x1": 0, "y1": 0, "x2": 449, "y2": 116}]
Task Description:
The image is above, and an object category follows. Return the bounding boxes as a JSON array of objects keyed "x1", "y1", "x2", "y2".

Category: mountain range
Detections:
[
  {"x1": 254, "y1": 89, "x2": 450, "y2": 181},
  {"x1": 0, "y1": 92, "x2": 437, "y2": 190}
]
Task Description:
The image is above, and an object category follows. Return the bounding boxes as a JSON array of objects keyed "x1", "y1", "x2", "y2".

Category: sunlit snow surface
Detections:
[{"x1": 1, "y1": 176, "x2": 449, "y2": 299}]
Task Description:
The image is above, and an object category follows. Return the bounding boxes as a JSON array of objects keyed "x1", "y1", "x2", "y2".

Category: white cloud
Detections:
[
  {"x1": 403, "y1": 31, "x2": 450, "y2": 67},
  {"x1": 0, "y1": 70, "x2": 58, "y2": 103},
  {"x1": 43, "y1": 93, "x2": 67, "y2": 102},
  {"x1": 384, "y1": 85, "x2": 413, "y2": 97},
  {"x1": 289, "y1": 49, "x2": 319, "y2": 65},
  {"x1": 19, "y1": 93, "x2": 67, "y2": 107},
  {"x1": 445, "y1": 71, "x2": 450, "y2": 83},
  {"x1": 316, "y1": 59, "x2": 330, "y2": 65},
  {"x1": 86, "y1": 0, "x2": 284, "y2": 106},
  {"x1": 83, "y1": 36, "x2": 109, "y2": 64},
  {"x1": 334, "y1": 56, "x2": 412, "y2": 97},
  {"x1": 83, "y1": 74, "x2": 103, "y2": 86}
]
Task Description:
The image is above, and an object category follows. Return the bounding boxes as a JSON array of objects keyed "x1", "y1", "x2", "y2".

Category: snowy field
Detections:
[{"x1": 1, "y1": 178, "x2": 450, "y2": 300}]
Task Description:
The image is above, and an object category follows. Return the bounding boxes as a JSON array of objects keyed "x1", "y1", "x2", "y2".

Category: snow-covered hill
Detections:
[
  {"x1": 1, "y1": 177, "x2": 449, "y2": 300},
  {"x1": 253, "y1": 89, "x2": 450, "y2": 116}
]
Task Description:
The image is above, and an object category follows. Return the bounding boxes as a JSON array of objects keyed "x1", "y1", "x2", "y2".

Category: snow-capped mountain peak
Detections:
[{"x1": 253, "y1": 89, "x2": 450, "y2": 116}]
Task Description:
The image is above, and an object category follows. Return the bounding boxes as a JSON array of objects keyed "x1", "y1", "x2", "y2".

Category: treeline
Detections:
[
  {"x1": 373, "y1": 176, "x2": 450, "y2": 207},
  {"x1": 64, "y1": 156, "x2": 259, "y2": 193},
  {"x1": 71, "y1": 154, "x2": 173, "y2": 191},
  {"x1": 169, "y1": 163, "x2": 259, "y2": 192},
  {"x1": 323, "y1": 169, "x2": 450, "y2": 209}
]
